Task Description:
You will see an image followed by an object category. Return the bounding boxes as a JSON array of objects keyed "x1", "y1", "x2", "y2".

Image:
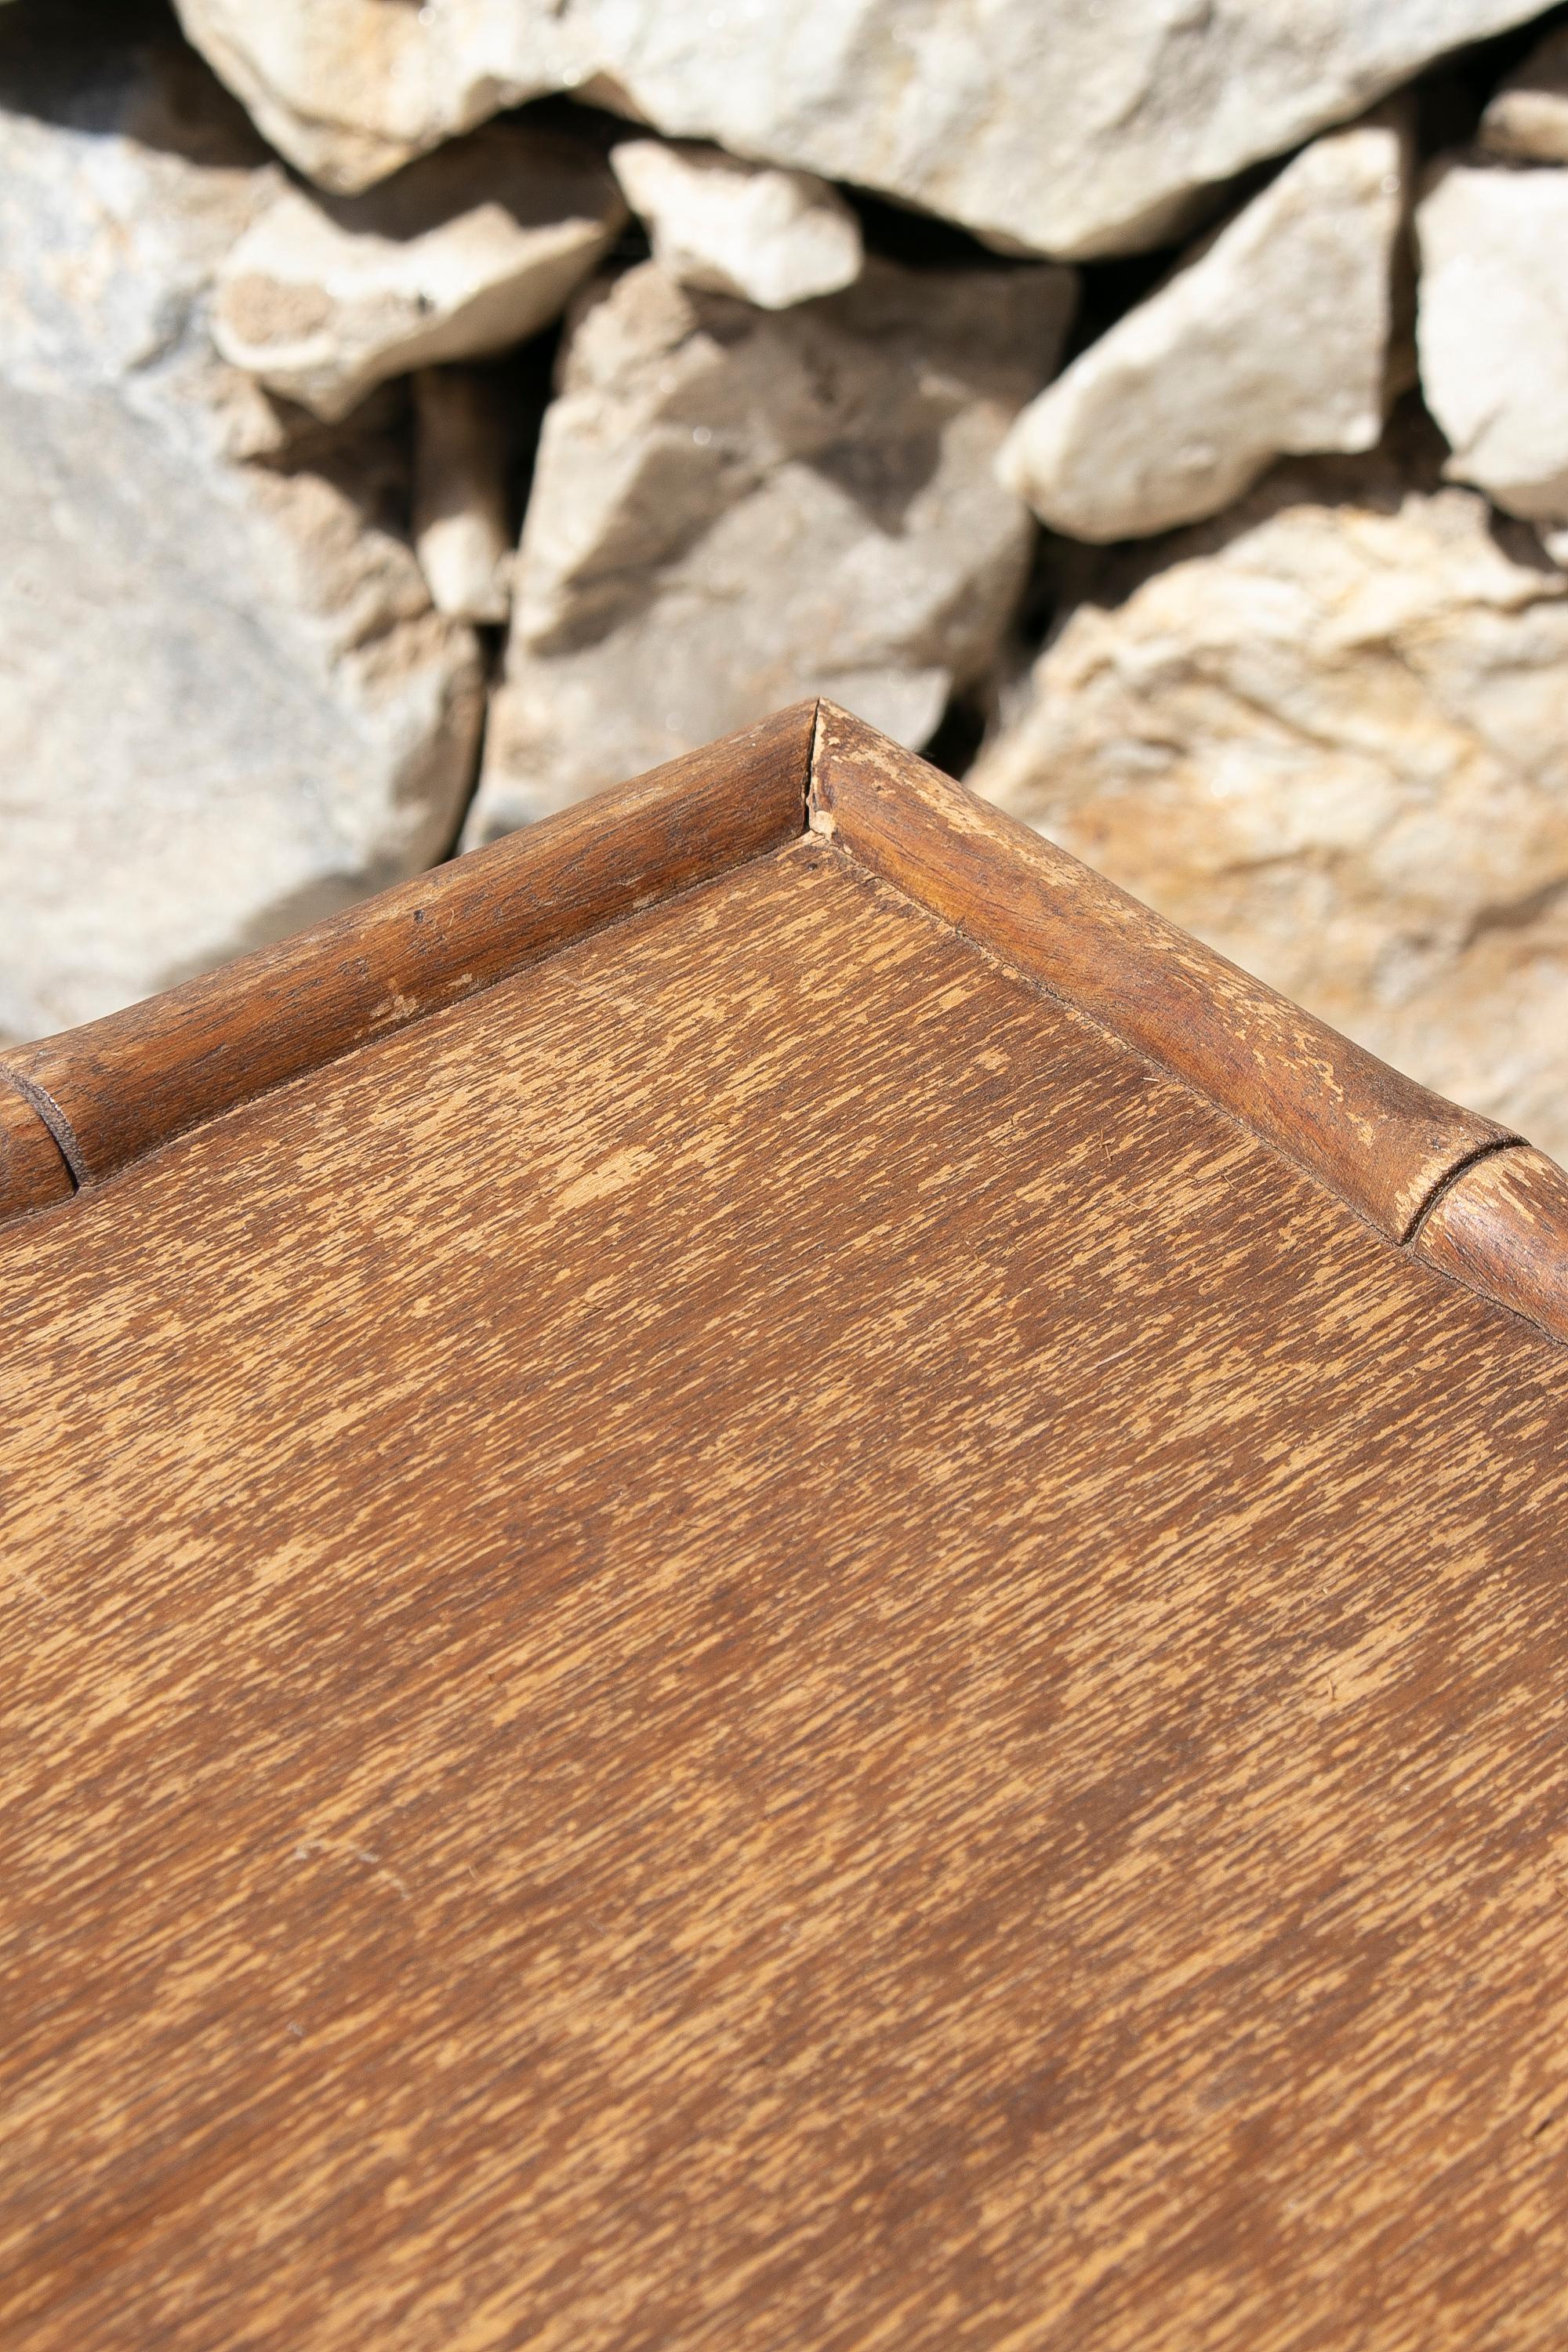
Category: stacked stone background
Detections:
[{"x1": 4, "y1": 0, "x2": 1568, "y2": 1157}]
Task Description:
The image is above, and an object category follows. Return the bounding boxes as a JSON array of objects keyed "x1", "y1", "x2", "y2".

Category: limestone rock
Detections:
[
  {"x1": 465, "y1": 256, "x2": 1074, "y2": 839},
  {"x1": 609, "y1": 140, "x2": 862, "y2": 310},
  {"x1": 0, "y1": 21, "x2": 484, "y2": 1042},
  {"x1": 176, "y1": 0, "x2": 1544, "y2": 256},
  {"x1": 170, "y1": 0, "x2": 572, "y2": 194},
  {"x1": 971, "y1": 433, "x2": 1568, "y2": 1160},
  {"x1": 213, "y1": 125, "x2": 622, "y2": 422},
  {"x1": 1479, "y1": 26, "x2": 1568, "y2": 162},
  {"x1": 1416, "y1": 158, "x2": 1568, "y2": 525},
  {"x1": 997, "y1": 116, "x2": 1408, "y2": 543},
  {"x1": 413, "y1": 367, "x2": 514, "y2": 624},
  {"x1": 567, "y1": 0, "x2": 1541, "y2": 260}
]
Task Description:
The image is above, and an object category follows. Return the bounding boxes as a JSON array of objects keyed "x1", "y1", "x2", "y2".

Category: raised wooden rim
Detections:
[
  {"x1": 810, "y1": 704, "x2": 1514, "y2": 1240},
  {"x1": 809, "y1": 703, "x2": 1566, "y2": 1349},
  {"x1": 0, "y1": 702, "x2": 816, "y2": 1211},
  {"x1": 1406, "y1": 1145, "x2": 1568, "y2": 1347},
  {"x1": 0, "y1": 1072, "x2": 74, "y2": 1222},
  {"x1": 2, "y1": 695, "x2": 1564, "y2": 1349}
]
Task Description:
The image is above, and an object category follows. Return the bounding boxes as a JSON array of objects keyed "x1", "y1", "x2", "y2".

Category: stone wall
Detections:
[{"x1": 5, "y1": 0, "x2": 1567, "y2": 1156}]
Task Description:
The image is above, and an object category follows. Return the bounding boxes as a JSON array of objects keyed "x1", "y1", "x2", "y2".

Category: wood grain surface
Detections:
[
  {"x1": 1414, "y1": 1143, "x2": 1568, "y2": 1347},
  {"x1": 811, "y1": 702, "x2": 1512, "y2": 1241},
  {"x1": 0, "y1": 1075, "x2": 73, "y2": 1220},
  {"x1": 8, "y1": 696, "x2": 1564, "y2": 1346},
  {"x1": 0, "y1": 703, "x2": 813, "y2": 1191},
  {"x1": 4, "y1": 838, "x2": 1568, "y2": 2352}
]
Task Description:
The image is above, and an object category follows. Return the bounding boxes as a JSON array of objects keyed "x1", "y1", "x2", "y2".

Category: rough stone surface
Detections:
[
  {"x1": 1479, "y1": 24, "x2": 1568, "y2": 162},
  {"x1": 1417, "y1": 158, "x2": 1568, "y2": 526},
  {"x1": 0, "y1": 22, "x2": 484, "y2": 1042},
  {"x1": 176, "y1": 0, "x2": 1544, "y2": 256},
  {"x1": 213, "y1": 125, "x2": 622, "y2": 422},
  {"x1": 171, "y1": 0, "x2": 570, "y2": 194},
  {"x1": 971, "y1": 430, "x2": 1568, "y2": 1159},
  {"x1": 609, "y1": 140, "x2": 862, "y2": 310},
  {"x1": 997, "y1": 116, "x2": 1408, "y2": 543},
  {"x1": 568, "y1": 0, "x2": 1542, "y2": 259},
  {"x1": 413, "y1": 366, "x2": 514, "y2": 623},
  {"x1": 466, "y1": 256, "x2": 1074, "y2": 839}
]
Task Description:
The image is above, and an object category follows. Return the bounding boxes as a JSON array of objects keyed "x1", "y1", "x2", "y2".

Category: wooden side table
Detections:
[{"x1": 3, "y1": 704, "x2": 1566, "y2": 2350}]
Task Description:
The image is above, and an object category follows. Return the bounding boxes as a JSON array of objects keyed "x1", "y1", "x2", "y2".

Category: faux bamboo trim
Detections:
[
  {"x1": 809, "y1": 702, "x2": 1568, "y2": 1348},
  {"x1": 0, "y1": 1073, "x2": 74, "y2": 1223},
  {"x1": 1411, "y1": 1145, "x2": 1568, "y2": 1349},
  {"x1": 0, "y1": 702, "x2": 816, "y2": 1197},
  {"x1": 5, "y1": 693, "x2": 1566, "y2": 1352},
  {"x1": 809, "y1": 704, "x2": 1508, "y2": 1241}
]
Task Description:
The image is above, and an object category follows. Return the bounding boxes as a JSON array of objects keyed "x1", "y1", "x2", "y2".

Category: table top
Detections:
[{"x1": 3, "y1": 706, "x2": 1567, "y2": 2350}]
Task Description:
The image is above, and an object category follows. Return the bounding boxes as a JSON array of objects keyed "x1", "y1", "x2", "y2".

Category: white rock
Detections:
[
  {"x1": 997, "y1": 115, "x2": 1408, "y2": 543},
  {"x1": 609, "y1": 140, "x2": 861, "y2": 310},
  {"x1": 176, "y1": 0, "x2": 1544, "y2": 256},
  {"x1": 569, "y1": 0, "x2": 1541, "y2": 260},
  {"x1": 1416, "y1": 158, "x2": 1568, "y2": 525},
  {"x1": 1480, "y1": 26, "x2": 1568, "y2": 162},
  {"x1": 465, "y1": 256, "x2": 1074, "y2": 839},
  {"x1": 0, "y1": 29, "x2": 484, "y2": 1042},
  {"x1": 171, "y1": 0, "x2": 573, "y2": 194},
  {"x1": 971, "y1": 434, "x2": 1568, "y2": 1160},
  {"x1": 413, "y1": 367, "x2": 514, "y2": 624},
  {"x1": 212, "y1": 125, "x2": 622, "y2": 422}
]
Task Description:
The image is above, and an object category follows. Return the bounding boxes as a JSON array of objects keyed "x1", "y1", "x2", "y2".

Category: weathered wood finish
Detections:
[
  {"x1": 4, "y1": 840, "x2": 1568, "y2": 2352},
  {"x1": 0, "y1": 1076, "x2": 73, "y2": 1219},
  {"x1": 811, "y1": 702, "x2": 1513, "y2": 1242},
  {"x1": 0, "y1": 703, "x2": 815, "y2": 1190},
  {"x1": 5, "y1": 697, "x2": 1566, "y2": 1345},
  {"x1": 1414, "y1": 1143, "x2": 1568, "y2": 1348}
]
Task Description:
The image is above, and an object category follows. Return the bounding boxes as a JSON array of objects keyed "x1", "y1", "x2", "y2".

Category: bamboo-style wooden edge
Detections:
[
  {"x1": 3, "y1": 691, "x2": 1565, "y2": 1350},
  {"x1": 0, "y1": 702, "x2": 816, "y2": 1210},
  {"x1": 1410, "y1": 1147, "x2": 1568, "y2": 1348},
  {"x1": 808, "y1": 702, "x2": 1568, "y2": 1349},
  {"x1": 0, "y1": 1075, "x2": 74, "y2": 1221}
]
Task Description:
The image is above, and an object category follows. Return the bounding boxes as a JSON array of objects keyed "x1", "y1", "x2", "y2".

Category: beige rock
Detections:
[
  {"x1": 609, "y1": 140, "x2": 862, "y2": 310},
  {"x1": 171, "y1": 0, "x2": 572, "y2": 194},
  {"x1": 999, "y1": 117, "x2": 1409, "y2": 543},
  {"x1": 465, "y1": 256, "x2": 1074, "y2": 839},
  {"x1": 971, "y1": 433, "x2": 1568, "y2": 1159},
  {"x1": 213, "y1": 125, "x2": 622, "y2": 422},
  {"x1": 1416, "y1": 158, "x2": 1568, "y2": 525},
  {"x1": 0, "y1": 27, "x2": 483, "y2": 1042},
  {"x1": 413, "y1": 367, "x2": 514, "y2": 624},
  {"x1": 569, "y1": 0, "x2": 1540, "y2": 260},
  {"x1": 1479, "y1": 25, "x2": 1568, "y2": 162},
  {"x1": 176, "y1": 0, "x2": 1544, "y2": 255}
]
